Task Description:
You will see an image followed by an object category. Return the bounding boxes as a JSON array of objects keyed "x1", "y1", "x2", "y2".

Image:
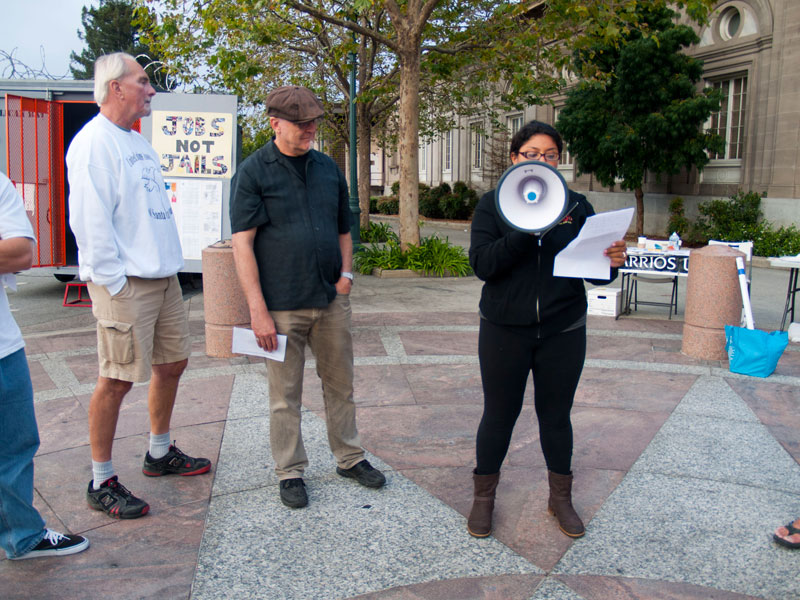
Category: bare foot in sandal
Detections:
[{"x1": 773, "y1": 517, "x2": 800, "y2": 549}]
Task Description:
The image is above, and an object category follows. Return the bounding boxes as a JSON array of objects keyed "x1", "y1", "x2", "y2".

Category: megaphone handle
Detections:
[{"x1": 536, "y1": 201, "x2": 578, "y2": 239}]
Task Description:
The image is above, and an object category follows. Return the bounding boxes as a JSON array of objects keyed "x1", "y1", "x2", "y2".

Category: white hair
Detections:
[{"x1": 93, "y1": 52, "x2": 136, "y2": 106}]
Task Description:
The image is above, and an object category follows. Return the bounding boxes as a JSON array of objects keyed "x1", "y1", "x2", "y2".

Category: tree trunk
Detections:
[
  {"x1": 397, "y1": 48, "x2": 421, "y2": 250},
  {"x1": 634, "y1": 186, "x2": 644, "y2": 237},
  {"x1": 357, "y1": 100, "x2": 371, "y2": 229}
]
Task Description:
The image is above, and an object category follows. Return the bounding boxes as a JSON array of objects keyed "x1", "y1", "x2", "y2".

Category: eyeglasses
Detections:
[
  {"x1": 517, "y1": 150, "x2": 559, "y2": 162},
  {"x1": 291, "y1": 118, "x2": 319, "y2": 130}
]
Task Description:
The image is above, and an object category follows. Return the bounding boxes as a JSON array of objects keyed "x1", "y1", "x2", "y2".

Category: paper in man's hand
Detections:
[{"x1": 232, "y1": 327, "x2": 287, "y2": 362}]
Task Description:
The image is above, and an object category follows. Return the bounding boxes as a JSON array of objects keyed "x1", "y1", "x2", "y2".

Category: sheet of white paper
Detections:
[
  {"x1": 231, "y1": 327, "x2": 287, "y2": 362},
  {"x1": 553, "y1": 207, "x2": 634, "y2": 279}
]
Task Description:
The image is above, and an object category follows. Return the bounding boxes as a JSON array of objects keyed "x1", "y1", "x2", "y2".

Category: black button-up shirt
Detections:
[{"x1": 230, "y1": 140, "x2": 352, "y2": 311}]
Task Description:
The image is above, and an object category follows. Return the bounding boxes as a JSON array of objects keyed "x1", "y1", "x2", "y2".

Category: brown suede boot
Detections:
[
  {"x1": 467, "y1": 471, "x2": 500, "y2": 538},
  {"x1": 547, "y1": 471, "x2": 585, "y2": 538}
]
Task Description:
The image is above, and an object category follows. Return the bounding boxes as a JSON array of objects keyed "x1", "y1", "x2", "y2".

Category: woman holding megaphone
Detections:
[{"x1": 467, "y1": 121, "x2": 627, "y2": 539}]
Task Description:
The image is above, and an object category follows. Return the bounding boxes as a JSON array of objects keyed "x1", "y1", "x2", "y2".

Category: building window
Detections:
[
  {"x1": 708, "y1": 75, "x2": 747, "y2": 160},
  {"x1": 442, "y1": 130, "x2": 452, "y2": 172},
  {"x1": 507, "y1": 114, "x2": 524, "y2": 137},
  {"x1": 719, "y1": 6, "x2": 742, "y2": 40},
  {"x1": 418, "y1": 141, "x2": 427, "y2": 174},
  {"x1": 553, "y1": 107, "x2": 573, "y2": 167},
  {"x1": 470, "y1": 123, "x2": 484, "y2": 170}
]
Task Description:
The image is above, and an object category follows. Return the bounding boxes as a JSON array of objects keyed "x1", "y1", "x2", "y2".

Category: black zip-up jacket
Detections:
[{"x1": 469, "y1": 188, "x2": 618, "y2": 336}]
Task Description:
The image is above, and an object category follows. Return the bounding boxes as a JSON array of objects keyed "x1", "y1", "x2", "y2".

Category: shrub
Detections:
[
  {"x1": 440, "y1": 194, "x2": 469, "y2": 220},
  {"x1": 369, "y1": 196, "x2": 380, "y2": 214},
  {"x1": 376, "y1": 196, "x2": 399, "y2": 215},
  {"x1": 390, "y1": 181, "x2": 400, "y2": 196},
  {"x1": 452, "y1": 181, "x2": 480, "y2": 217},
  {"x1": 418, "y1": 183, "x2": 443, "y2": 219},
  {"x1": 751, "y1": 224, "x2": 800, "y2": 257},
  {"x1": 692, "y1": 189, "x2": 800, "y2": 256},
  {"x1": 695, "y1": 189, "x2": 764, "y2": 240},
  {"x1": 430, "y1": 182, "x2": 452, "y2": 201},
  {"x1": 353, "y1": 235, "x2": 473, "y2": 276},
  {"x1": 360, "y1": 221, "x2": 399, "y2": 243},
  {"x1": 667, "y1": 196, "x2": 689, "y2": 238}
]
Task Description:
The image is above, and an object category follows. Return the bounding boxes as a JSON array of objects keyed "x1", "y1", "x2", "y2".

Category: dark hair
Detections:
[{"x1": 509, "y1": 120, "x2": 563, "y2": 156}]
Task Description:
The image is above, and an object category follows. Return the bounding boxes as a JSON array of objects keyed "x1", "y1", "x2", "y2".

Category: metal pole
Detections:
[{"x1": 348, "y1": 41, "x2": 361, "y2": 249}]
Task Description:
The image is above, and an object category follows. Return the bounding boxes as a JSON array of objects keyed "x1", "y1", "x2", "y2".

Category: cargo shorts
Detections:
[{"x1": 87, "y1": 275, "x2": 190, "y2": 383}]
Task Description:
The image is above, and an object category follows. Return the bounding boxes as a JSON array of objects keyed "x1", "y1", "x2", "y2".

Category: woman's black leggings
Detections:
[{"x1": 475, "y1": 318, "x2": 586, "y2": 476}]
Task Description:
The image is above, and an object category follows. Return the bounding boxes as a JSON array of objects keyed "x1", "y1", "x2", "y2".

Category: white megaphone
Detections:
[{"x1": 495, "y1": 160, "x2": 569, "y2": 233}]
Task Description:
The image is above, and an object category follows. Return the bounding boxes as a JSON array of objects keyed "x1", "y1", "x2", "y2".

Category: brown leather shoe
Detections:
[
  {"x1": 547, "y1": 471, "x2": 585, "y2": 538},
  {"x1": 467, "y1": 471, "x2": 500, "y2": 538}
]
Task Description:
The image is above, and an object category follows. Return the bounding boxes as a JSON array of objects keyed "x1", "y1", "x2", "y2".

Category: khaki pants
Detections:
[{"x1": 266, "y1": 294, "x2": 364, "y2": 479}]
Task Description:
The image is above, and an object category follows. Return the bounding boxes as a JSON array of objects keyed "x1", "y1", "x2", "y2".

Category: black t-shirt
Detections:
[{"x1": 281, "y1": 151, "x2": 309, "y2": 184}]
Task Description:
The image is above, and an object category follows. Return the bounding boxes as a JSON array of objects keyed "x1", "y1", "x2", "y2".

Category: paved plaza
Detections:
[{"x1": 1, "y1": 238, "x2": 799, "y2": 599}]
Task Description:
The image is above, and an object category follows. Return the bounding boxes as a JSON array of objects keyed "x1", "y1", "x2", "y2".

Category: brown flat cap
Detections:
[{"x1": 266, "y1": 86, "x2": 324, "y2": 122}]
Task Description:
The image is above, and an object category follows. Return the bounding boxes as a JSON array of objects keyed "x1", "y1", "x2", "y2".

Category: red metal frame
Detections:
[
  {"x1": 62, "y1": 282, "x2": 92, "y2": 307},
  {"x1": 4, "y1": 97, "x2": 142, "y2": 271},
  {"x1": 5, "y1": 95, "x2": 66, "y2": 267}
]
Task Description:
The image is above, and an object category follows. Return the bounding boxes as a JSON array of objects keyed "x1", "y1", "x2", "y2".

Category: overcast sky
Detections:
[{"x1": 0, "y1": 0, "x2": 95, "y2": 78}]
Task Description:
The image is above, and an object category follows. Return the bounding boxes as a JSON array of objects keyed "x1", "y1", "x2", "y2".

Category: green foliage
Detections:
[
  {"x1": 375, "y1": 196, "x2": 399, "y2": 215},
  {"x1": 240, "y1": 121, "x2": 274, "y2": 161},
  {"x1": 355, "y1": 240, "x2": 406, "y2": 272},
  {"x1": 418, "y1": 184, "x2": 443, "y2": 219},
  {"x1": 667, "y1": 197, "x2": 689, "y2": 238},
  {"x1": 691, "y1": 190, "x2": 800, "y2": 256},
  {"x1": 360, "y1": 221, "x2": 399, "y2": 243},
  {"x1": 72, "y1": 0, "x2": 170, "y2": 89},
  {"x1": 144, "y1": 0, "x2": 716, "y2": 250},
  {"x1": 354, "y1": 235, "x2": 472, "y2": 277},
  {"x1": 430, "y1": 182, "x2": 452, "y2": 201},
  {"x1": 697, "y1": 189, "x2": 763, "y2": 236},
  {"x1": 452, "y1": 181, "x2": 480, "y2": 216},
  {"x1": 407, "y1": 181, "x2": 478, "y2": 220},
  {"x1": 390, "y1": 181, "x2": 400, "y2": 196},
  {"x1": 555, "y1": 1, "x2": 721, "y2": 235},
  {"x1": 752, "y1": 226, "x2": 800, "y2": 257}
]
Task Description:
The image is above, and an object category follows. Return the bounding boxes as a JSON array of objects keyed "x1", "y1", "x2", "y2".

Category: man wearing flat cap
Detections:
[{"x1": 231, "y1": 85, "x2": 385, "y2": 509}]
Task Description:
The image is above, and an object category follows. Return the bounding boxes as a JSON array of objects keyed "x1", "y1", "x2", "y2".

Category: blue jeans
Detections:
[{"x1": 0, "y1": 348, "x2": 46, "y2": 558}]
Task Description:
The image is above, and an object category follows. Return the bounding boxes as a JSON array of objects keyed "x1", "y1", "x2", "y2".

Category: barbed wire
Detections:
[
  {"x1": 0, "y1": 47, "x2": 182, "y2": 91},
  {"x1": 0, "y1": 47, "x2": 71, "y2": 80}
]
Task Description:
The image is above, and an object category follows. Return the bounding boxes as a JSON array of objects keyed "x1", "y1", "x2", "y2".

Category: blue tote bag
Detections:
[{"x1": 724, "y1": 325, "x2": 788, "y2": 378}]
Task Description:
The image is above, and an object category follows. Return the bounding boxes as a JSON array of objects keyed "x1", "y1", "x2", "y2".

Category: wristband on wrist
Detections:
[{"x1": 341, "y1": 271, "x2": 354, "y2": 282}]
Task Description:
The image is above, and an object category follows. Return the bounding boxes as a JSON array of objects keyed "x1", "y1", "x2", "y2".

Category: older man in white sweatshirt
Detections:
[{"x1": 67, "y1": 52, "x2": 211, "y2": 520}]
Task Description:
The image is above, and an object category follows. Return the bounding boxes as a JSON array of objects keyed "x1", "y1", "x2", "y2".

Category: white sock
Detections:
[
  {"x1": 149, "y1": 432, "x2": 172, "y2": 460},
  {"x1": 92, "y1": 461, "x2": 115, "y2": 490}
]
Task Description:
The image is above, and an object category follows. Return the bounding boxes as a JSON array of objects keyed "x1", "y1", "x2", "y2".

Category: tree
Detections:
[
  {"x1": 70, "y1": 0, "x2": 170, "y2": 89},
  {"x1": 141, "y1": 1, "x2": 400, "y2": 229},
  {"x1": 144, "y1": 0, "x2": 571, "y2": 248},
  {"x1": 143, "y1": 0, "x2": 717, "y2": 248},
  {"x1": 556, "y1": 2, "x2": 722, "y2": 237}
]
